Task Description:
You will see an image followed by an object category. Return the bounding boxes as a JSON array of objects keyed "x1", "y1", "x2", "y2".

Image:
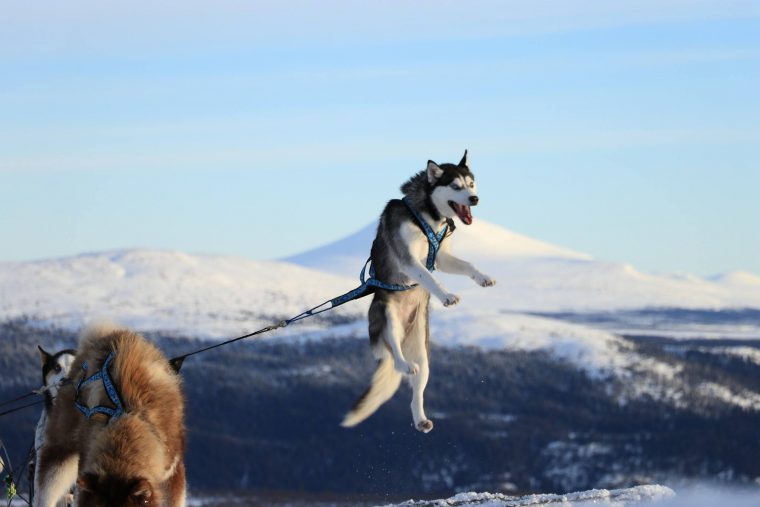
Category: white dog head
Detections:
[{"x1": 427, "y1": 150, "x2": 479, "y2": 225}]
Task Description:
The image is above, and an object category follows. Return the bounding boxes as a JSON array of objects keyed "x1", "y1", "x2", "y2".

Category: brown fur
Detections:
[{"x1": 35, "y1": 326, "x2": 186, "y2": 507}]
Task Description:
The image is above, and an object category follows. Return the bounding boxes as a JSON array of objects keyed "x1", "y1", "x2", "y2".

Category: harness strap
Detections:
[
  {"x1": 74, "y1": 352, "x2": 124, "y2": 422},
  {"x1": 401, "y1": 197, "x2": 448, "y2": 271}
]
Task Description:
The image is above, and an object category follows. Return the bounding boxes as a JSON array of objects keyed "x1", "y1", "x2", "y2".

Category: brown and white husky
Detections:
[{"x1": 34, "y1": 325, "x2": 186, "y2": 507}]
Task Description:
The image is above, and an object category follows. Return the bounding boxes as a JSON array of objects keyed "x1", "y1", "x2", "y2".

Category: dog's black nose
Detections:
[{"x1": 469, "y1": 195, "x2": 479, "y2": 205}]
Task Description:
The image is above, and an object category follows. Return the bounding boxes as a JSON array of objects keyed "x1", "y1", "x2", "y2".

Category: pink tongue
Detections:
[{"x1": 458, "y1": 205, "x2": 473, "y2": 225}]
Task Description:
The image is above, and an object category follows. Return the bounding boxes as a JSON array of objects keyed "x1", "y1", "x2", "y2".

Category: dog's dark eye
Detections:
[
  {"x1": 451, "y1": 184, "x2": 462, "y2": 190},
  {"x1": 54, "y1": 365, "x2": 62, "y2": 373}
]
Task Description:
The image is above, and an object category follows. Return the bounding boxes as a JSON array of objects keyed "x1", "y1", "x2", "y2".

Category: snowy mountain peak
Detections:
[
  {"x1": 443, "y1": 219, "x2": 591, "y2": 261},
  {"x1": 286, "y1": 218, "x2": 589, "y2": 277}
]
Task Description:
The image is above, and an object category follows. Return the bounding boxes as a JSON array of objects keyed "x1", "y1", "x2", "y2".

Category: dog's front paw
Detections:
[
  {"x1": 416, "y1": 419, "x2": 434, "y2": 433},
  {"x1": 441, "y1": 294, "x2": 460, "y2": 307},
  {"x1": 474, "y1": 273, "x2": 496, "y2": 287},
  {"x1": 395, "y1": 359, "x2": 419, "y2": 375}
]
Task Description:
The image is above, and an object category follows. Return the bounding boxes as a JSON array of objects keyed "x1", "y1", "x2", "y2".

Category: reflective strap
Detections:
[
  {"x1": 74, "y1": 352, "x2": 124, "y2": 422},
  {"x1": 363, "y1": 257, "x2": 416, "y2": 291}
]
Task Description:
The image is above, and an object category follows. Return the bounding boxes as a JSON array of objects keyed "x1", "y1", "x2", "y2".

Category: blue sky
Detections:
[{"x1": 1, "y1": 1, "x2": 759, "y2": 275}]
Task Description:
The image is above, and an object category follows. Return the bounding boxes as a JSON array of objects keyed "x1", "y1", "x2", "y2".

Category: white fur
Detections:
[
  {"x1": 44, "y1": 355, "x2": 75, "y2": 399},
  {"x1": 341, "y1": 288, "x2": 434, "y2": 429},
  {"x1": 34, "y1": 411, "x2": 48, "y2": 462},
  {"x1": 400, "y1": 294, "x2": 433, "y2": 432},
  {"x1": 173, "y1": 487, "x2": 186, "y2": 507},
  {"x1": 161, "y1": 455, "x2": 181, "y2": 483},
  {"x1": 384, "y1": 304, "x2": 417, "y2": 374},
  {"x1": 430, "y1": 177, "x2": 478, "y2": 223},
  {"x1": 34, "y1": 454, "x2": 78, "y2": 507}
]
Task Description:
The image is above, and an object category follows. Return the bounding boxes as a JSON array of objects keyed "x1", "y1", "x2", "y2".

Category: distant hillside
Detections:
[
  {"x1": 0, "y1": 249, "x2": 365, "y2": 337},
  {"x1": 3, "y1": 321, "x2": 760, "y2": 499}
]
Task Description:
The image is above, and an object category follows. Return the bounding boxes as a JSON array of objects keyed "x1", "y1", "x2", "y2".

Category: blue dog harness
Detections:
[
  {"x1": 402, "y1": 196, "x2": 450, "y2": 271},
  {"x1": 74, "y1": 351, "x2": 124, "y2": 422},
  {"x1": 329, "y1": 197, "x2": 449, "y2": 307}
]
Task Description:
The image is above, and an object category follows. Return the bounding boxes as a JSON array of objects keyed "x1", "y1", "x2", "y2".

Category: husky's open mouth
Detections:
[{"x1": 448, "y1": 201, "x2": 473, "y2": 225}]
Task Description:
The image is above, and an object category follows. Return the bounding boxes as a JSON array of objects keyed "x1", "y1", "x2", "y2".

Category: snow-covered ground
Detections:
[
  {"x1": 381, "y1": 485, "x2": 760, "y2": 507},
  {"x1": 383, "y1": 485, "x2": 675, "y2": 506},
  {"x1": 184, "y1": 485, "x2": 760, "y2": 507}
]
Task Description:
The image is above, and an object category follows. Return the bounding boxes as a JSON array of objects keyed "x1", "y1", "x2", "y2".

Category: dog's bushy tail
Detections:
[{"x1": 341, "y1": 358, "x2": 402, "y2": 428}]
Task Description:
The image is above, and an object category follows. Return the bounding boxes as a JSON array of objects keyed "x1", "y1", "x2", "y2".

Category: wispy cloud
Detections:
[
  {"x1": 2, "y1": 125, "x2": 758, "y2": 174},
  {"x1": 3, "y1": 1, "x2": 759, "y2": 58}
]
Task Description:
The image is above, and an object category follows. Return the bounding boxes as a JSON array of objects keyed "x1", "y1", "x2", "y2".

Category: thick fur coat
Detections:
[{"x1": 34, "y1": 325, "x2": 186, "y2": 507}]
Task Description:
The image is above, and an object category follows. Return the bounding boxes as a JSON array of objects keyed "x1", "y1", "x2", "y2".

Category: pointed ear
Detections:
[
  {"x1": 169, "y1": 356, "x2": 184, "y2": 373},
  {"x1": 459, "y1": 149, "x2": 469, "y2": 168},
  {"x1": 426, "y1": 160, "x2": 443, "y2": 184},
  {"x1": 38, "y1": 345, "x2": 51, "y2": 366}
]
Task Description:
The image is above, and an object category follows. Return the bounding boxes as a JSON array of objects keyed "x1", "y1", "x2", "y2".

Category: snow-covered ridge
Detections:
[
  {"x1": 0, "y1": 249, "x2": 365, "y2": 338},
  {"x1": 3, "y1": 243, "x2": 756, "y2": 376},
  {"x1": 0, "y1": 247, "x2": 637, "y2": 376},
  {"x1": 383, "y1": 484, "x2": 674, "y2": 506}
]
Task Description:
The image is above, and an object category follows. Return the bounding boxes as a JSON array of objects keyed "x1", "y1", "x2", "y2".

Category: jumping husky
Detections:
[
  {"x1": 341, "y1": 150, "x2": 495, "y2": 433},
  {"x1": 34, "y1": 325, "x2": 186, "y2": 507},
  {"x1": 33, "y1": 346, "x2": 77, "y2": 506}
]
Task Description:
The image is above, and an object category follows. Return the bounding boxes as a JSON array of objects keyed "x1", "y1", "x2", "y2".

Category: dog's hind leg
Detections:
[
  {"x1": 404, "y1": 306, "x2": 433, "y2": 433},
  {"x1": 33, "y1": 447, "x2": 77, "y2": 507},
  {"x1": 384, "y1": 303, "x2": 420, "y2": 375},
  {"x1": 409, "y1": 358, "x2": 432, "y2": 432},
  {"x1": 342, "y1": 298, "x2": 406, "y2": 427},
  {"x1": 369, "y1": 295, "x2": 419, "y2": 375}
]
